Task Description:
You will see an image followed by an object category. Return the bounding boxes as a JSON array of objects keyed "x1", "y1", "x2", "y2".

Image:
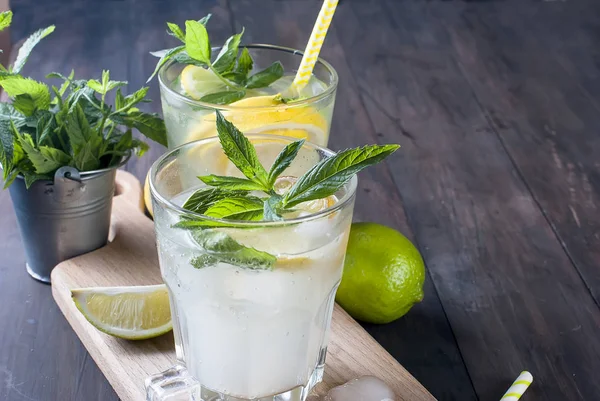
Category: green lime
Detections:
[{"x1": 336, "y1": 222, "x2": 425, "y2": 324}]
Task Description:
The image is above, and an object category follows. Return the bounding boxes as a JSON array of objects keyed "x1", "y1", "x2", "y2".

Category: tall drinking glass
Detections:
[
  {"x1": 146, "y1": 136, "x2": 357, "y2": 401},
  {"x1": 158, "y1": 45, "x2": 338, "y2": 149}
]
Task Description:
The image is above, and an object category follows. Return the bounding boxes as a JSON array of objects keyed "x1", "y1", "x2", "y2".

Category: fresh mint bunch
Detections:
[
  {"x1": 148, "y1": 14, "x2": 284, "y2": 105},
  {"x1": 0, "y1": 13, "x2": 167, "y2": 188},
  {"x1": 175, "y1": 110, "x2": 399, "y2": 270}
]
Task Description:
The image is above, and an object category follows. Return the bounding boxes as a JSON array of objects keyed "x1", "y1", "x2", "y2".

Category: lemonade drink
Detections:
[
  {"x1": 149, "y1": 136, "x2": 357, "y2": 401},
  {"x1": 158, "y1": 45, "x2": 338, "y2": 149}
]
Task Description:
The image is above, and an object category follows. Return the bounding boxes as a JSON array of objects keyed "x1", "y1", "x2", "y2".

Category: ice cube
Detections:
[{"x1": 323, "y1": 376, "x2": 396, "y2": 401}]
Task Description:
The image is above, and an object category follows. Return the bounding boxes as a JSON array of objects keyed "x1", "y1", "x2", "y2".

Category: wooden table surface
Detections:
[{"x1": 1, "y1": 0, "x2": 599, "y2": 400}]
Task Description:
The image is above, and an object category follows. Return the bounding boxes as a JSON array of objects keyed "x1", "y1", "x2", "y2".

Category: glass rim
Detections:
[
  {"x1": 149, "y1": 134, "x2": 358, "y2": 227},
  {"x1": 157, "y1": 43, "x2": 339, "y2": 111}
]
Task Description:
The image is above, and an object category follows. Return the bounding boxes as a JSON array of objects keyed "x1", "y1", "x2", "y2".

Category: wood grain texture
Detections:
[
  {"x1": 226, "y1": 2, "x2": 476, "y2": 399},
  {"x1": 434, "y1": 1, "x2": 600, "y2": 308},
  {"x1": 335, "y1": 1, "x2": 600, "y2": 400},
  {"x1": 50, "y1": 172, "x2": 435, "y2": 401}
]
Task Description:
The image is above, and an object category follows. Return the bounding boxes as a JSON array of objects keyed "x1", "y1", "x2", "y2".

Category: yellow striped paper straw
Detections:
[
  {"x1": 292, "y1": 0, "x2": 339, "y2": 91},
  {"x1": 500, "y1": 371, "x2": 533, "y2": 400}
]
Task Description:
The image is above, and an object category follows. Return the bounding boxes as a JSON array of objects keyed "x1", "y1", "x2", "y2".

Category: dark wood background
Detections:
[{"x1": 1, "y1": 0, "x2": 599, "y2": 400}]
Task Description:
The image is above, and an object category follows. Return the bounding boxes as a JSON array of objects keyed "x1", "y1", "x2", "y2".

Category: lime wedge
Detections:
[{"x1": 71, "y1": 284, "x2": 172, "y2": 340}]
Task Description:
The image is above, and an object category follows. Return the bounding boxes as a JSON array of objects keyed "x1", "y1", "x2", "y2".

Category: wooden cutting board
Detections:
[{"x1": 51, "y1": 170, "x2": 436, "y2": 401}]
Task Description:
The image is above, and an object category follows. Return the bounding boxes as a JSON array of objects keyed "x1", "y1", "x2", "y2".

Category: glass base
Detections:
[{"x1": 145, "y1": 362, "x2": 325, "y2": 401}]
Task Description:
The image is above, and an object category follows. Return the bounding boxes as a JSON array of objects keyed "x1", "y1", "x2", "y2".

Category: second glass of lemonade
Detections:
[
  {"x1": 148, "y1": 136, "x2": 357, "y2": 401},
  {"x1": 158, "y1": 45, "x2": 338, "y2": 149}
]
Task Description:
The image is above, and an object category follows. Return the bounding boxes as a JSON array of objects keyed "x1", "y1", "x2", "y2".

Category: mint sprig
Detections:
[
  {"x1": 148, "y1": 14, "x2": 284, "y2": 105},
  {"x1": 174, "y1": 110, "x2": 399, "y2": 271},
  {"x1": 183, "y1": 110, "x2": 400, "y2": 220},
  {"x1": 211, "y1": 111, "x2": 270, "y2": 190},
  {"x1": 0, "y1": 14, "x2": 167, "y2": 188}
]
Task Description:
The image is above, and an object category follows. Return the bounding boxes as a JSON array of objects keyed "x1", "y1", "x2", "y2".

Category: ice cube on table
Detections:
[{"x1": 309, "y1": 376, "x2": 396, "y2": 401}]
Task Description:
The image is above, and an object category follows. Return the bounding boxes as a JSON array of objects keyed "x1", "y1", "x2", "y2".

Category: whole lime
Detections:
[{"x1": 336, "y1": 222, "x2": 425, "y2": 324}]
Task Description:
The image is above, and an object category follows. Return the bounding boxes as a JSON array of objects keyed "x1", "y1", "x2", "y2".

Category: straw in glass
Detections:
[{"x1": 291, "y1": 0, "x2": 339, "y2": 92}]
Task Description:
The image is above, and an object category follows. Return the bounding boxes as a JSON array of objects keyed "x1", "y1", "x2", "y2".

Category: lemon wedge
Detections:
[
  {"x1": 72, "y1": 285, "x2": 172, "y2": 340},
  {"x1": 180, "y1": 65, "x2": 228, "y2": 100}
]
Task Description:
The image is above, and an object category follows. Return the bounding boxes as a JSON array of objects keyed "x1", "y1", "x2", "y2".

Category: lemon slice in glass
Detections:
[
  {"x1": 180, "y1": 65, "x2": 228, "y2": 100},
  {"x1": 185, "y1": 95, "x2": 329, "y2": 146},
  {"x1": 72, "y1": 285, "x2": 172, "y2": 340}
]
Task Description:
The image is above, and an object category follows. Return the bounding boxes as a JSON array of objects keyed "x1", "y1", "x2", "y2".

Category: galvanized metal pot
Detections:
[{"x1": 8, "y1": 159, "x2": 128, "y2": 283}]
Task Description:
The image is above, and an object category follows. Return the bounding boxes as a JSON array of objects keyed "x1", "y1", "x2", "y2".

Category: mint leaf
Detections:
[
  {"x1": 215, "y1": 110, "x2": 269, "y2": 189},
  {"x1": 147, "y1": 45, "x2": 185, "y2": 82},
  {"x1": 0, "y1": 120, "x2": 15, "y2": 180},
  {"x1": 3, "y1": 168, "x2": 19, "y2": 188},
  {"x1": 190, "y1": 254, "x2": 219, "y2": 268},
  {"x1": 190, "y1": 229, "x2": 276, "y2": 270},
  {"x1": 65, "y1": 103, "x2": 93, "y2": 155},
  {"x1": 268, "y1": 139, "x2": 305, "y2": 185},
  {"x1": 39, "y1": 146, "x2": 71, "y2": 170},
  {"x1": 115, "y1": 88, "x2": 126, "y2": 110},
  {"x1": 221, "y1": 71, "x2": 247, "y2": 86},
  {"x1": 72, "y1": 137, "x2": 102, "y2": 171},
  {"x1": 0, "y1": 11, "x2": 12, "y2": 32},
  {"x1": 185, "y1": 20, "x2": 211, "y2": 64},
  {"x1": 283, "y1": 145, "x2": 400, "y2": 207},
  {"x1": 235, "y1": 47, "x2": 253, "y2": 77},
  {"x1": 36, "y1": 111, "x2": 55, "y2": 145},
  {"x1": 12, "y1": 25, "x2": 55, "y2": 74},
  {"x1": 114, "y1": 86, "x2": 149, "y2": 113},
  {"x1": 13, "y1": 94, "x2": 36, "y2": 116},
  {"x1": 245, "y1": 61, "x2": 284, "y2": 89},
  {"x1": 198, "y1": 174, "x2": 267, "y2": 191},
  {"x1": 199, "y1": 90, "x2": 245, "y2": 105},
  {"x1": 213, "y1": 29, "x2": 244, "y2": 74},
  {"x1": 112, "y1": 111, "x2": 167, "y2": 147},
  {"x1": 23, "y1": 170, "x2": 48, "y2": 188},
  {"x1": 0, "y1": 76, "x2": 50, "y2": 110},
  {"x1": 166, "y1": 22, "x2": 185, "y2": 42},
  {"x1": 204, "y1": 196, "x2": 264, "y2": 221},
  {"x1": 86, "y1": 79, "x2": 104, "y2": 93},
  {"x1": 88, "y1": 70, "x2": 126, "y2": 95},
  {"x1": 18, "y1": 132, "x2": 70, "y2": 174},
  {"x1": 183, "y1": 187, "x2": 247, "y2": 214},
  {"x1": 263, "y1": 195, "x2": 284, "y2": 221},
  {"x1": 172, "y1": 52, "x2": 205, "y2": 66},
  {"x1": 0, "y1": 103, "x2": 25, "y2": 126},
  {"x1": 48, "y1": 69, "x2": 74, "y2": 101},
  {"x1": 67, "y1": 86, "x2": 95, "y2": 114}
]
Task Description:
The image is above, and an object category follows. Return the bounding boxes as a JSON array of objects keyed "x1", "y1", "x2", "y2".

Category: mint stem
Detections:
[{"x1": 208, "y1": 64, "x2": 241, "y2": 90}]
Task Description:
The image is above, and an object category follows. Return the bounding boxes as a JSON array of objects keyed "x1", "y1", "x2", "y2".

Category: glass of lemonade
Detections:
[
  {"x1": 158, "y1": 45, "x2": 338, "y2": 149},
  {"x1": 146, "y1": 135, "x2": 357, "y2": 401}
]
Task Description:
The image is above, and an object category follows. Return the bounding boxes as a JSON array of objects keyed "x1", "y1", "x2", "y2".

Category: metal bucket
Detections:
[{"x1": 8, "y1": 159, "x2": 128, "y2": 283}]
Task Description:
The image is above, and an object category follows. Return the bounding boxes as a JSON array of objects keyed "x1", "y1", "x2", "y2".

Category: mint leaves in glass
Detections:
[
  {"x1": 152, "y1": 14, "x2": 338, "y2": 149},
  {"x1": 149, "y1": 14, "x2": 284, "y2": 104},
  {"x1": 0, "y1": 11, "x2": 167, "y2": 188},
  {"x1": 148, "y1": 113, "x2": 398, "y2": 401}
]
